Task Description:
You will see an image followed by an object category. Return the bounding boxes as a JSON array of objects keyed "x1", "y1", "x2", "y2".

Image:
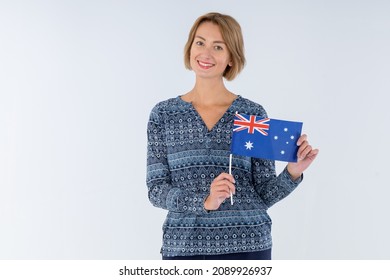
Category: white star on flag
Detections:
[{"x1": 245, "y1": 141, "x2": 254, "y2": 150}]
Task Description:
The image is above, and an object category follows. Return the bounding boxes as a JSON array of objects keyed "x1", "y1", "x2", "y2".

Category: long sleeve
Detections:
[
  {"x1": 251, "y1": 157, "x2": 303, "y2": 209},
  {"x1": 146, "y1": 106, "x2": 209, "y2": 214}
]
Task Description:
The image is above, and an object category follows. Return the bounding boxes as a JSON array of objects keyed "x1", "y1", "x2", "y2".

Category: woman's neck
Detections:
[{"x1": 184, "y1": 78, "x2": 235, "y2": 106}]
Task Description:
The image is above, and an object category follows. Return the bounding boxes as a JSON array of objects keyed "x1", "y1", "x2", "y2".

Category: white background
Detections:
[{"x1": 1, "y1": 0, "x2": 389, "y2": 259}]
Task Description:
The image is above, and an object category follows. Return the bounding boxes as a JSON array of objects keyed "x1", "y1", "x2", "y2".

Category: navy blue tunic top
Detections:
[{"x1": 146, "y1": 96, "x2": 302, "y2": 257}]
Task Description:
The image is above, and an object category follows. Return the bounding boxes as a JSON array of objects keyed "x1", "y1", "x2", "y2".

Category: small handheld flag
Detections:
[{"x1": 230, "y1": 113, "x2": 303, "y2": 162}]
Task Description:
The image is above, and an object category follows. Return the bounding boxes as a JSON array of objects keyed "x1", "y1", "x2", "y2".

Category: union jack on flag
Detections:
[
  {"x1": 233, "y1": 113, "x2": 270, "y2": 135},
  {"x1": 231, "y1": 113, "x2": 303, "y2": 162}
]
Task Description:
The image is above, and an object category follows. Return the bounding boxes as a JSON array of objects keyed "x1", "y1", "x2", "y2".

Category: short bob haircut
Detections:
[{"x1": 184, "y1": 12, "x2": 246, "y2": 81}]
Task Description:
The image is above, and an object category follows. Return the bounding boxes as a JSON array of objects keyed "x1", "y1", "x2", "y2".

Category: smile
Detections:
[{"x1": 197, "y1": 60, "x2": 215, "y2": 69}]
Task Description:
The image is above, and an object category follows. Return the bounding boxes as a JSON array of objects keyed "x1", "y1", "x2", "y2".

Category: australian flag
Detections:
[{"x1": 231, "y1": 113, "x2": 303, "y2": 162}]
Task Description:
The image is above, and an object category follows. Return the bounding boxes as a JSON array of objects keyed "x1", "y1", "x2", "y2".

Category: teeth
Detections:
[{"x1": 199, "y1": 61, "x2": 213, "y2": 67}]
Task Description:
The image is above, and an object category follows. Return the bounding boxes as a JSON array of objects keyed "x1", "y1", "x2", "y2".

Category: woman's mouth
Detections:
[{"x1": 197, "y1": 60, "x2": 215, "y2": 69}]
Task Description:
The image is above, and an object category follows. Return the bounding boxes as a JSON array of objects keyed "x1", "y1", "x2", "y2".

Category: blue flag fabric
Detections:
[{"x1": 231, "y1": 113, "x2": 303, "y2": 162}]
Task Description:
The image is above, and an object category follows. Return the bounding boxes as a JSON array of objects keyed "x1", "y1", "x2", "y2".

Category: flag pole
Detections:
[
  {"x1": 229, "y1": 153, "x2": 233, "y2": 205},
  {"x1": 229, "y1": 111, "x2": 238, "y2": 205}
]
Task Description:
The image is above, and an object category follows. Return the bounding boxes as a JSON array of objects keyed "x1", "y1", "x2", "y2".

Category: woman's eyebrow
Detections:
[{"x1": 195, "y1": 35, "x2": 226, "y2": 44}]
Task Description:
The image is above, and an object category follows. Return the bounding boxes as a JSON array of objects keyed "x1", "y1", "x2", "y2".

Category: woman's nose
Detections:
[{"x1": 201, "y1": 45, "x2": 213, "y2": 57}]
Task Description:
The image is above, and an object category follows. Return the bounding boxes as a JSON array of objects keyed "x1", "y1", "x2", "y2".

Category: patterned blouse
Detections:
[{"x1": 146, "y1": 95, "x2": 302, "y2": 257}]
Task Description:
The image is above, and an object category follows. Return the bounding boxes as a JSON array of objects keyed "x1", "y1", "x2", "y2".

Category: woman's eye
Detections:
[
  {"x1": 195, "y1": 41, "x2": 204, "y2": 46},
  {"x1": 215, "y1": 45, "x2": 223, "y2": 51}
]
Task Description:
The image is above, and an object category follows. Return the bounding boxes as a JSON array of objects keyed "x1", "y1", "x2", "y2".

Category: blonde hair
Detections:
[{"x1": 184, "y1": 12, "x2": 246, "y2": 81}]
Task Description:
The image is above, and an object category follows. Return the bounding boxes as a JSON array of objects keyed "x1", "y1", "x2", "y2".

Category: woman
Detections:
[{"x1": 146, "y1": 12, "x2": 318, "y2": 260}]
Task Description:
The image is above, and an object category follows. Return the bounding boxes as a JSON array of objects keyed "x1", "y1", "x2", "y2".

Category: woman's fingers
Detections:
[
  {"x1": 296, "y1": 134, "x2": 307, "y2": 146},
  {"x1": 296, "y1": 134, "x2": 318, "y2": 161},
  {"x1": 298, "y1": 142, "x2": 312, "y2": 160},
  {"x1": 215, "y1": 173, "x2": 235, "y2": 183},
  {"x1": 212, "y1": 179, "x2": 236, "y2": 195},
  {"x1": 212, "y1": 173, "x2": 235, "y2": 193},
  {"x1": 205, "y1": 172, "x2": 237, "y2": 210}
]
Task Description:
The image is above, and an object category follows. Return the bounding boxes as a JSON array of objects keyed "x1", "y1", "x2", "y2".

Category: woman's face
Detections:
[{"x1": 190, "y1": 21, "x2": 231, "y2": 80}]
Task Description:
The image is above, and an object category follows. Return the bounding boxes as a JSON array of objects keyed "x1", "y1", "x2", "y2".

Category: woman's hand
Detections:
[
  {"x1": 287, "y1": 134, "x2": 319, "y2": 181},
  {"x1": 204, "y1": 173, "x2": 236, "y2": 211}
]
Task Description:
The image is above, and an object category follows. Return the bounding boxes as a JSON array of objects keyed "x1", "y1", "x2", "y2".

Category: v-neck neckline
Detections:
[{"x1": 178, "y1": 95, "x2": 241, "y2": 133}]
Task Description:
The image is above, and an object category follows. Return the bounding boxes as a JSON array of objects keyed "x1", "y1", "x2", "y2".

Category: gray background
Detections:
[{"x1": 1, "y1": 0, "x2": 389, "y2": 259}]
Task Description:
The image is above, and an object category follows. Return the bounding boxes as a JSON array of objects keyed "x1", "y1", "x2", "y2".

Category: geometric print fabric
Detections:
[{"x1": 147, "y1": 96, "x2": 302, "y2": 257}]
